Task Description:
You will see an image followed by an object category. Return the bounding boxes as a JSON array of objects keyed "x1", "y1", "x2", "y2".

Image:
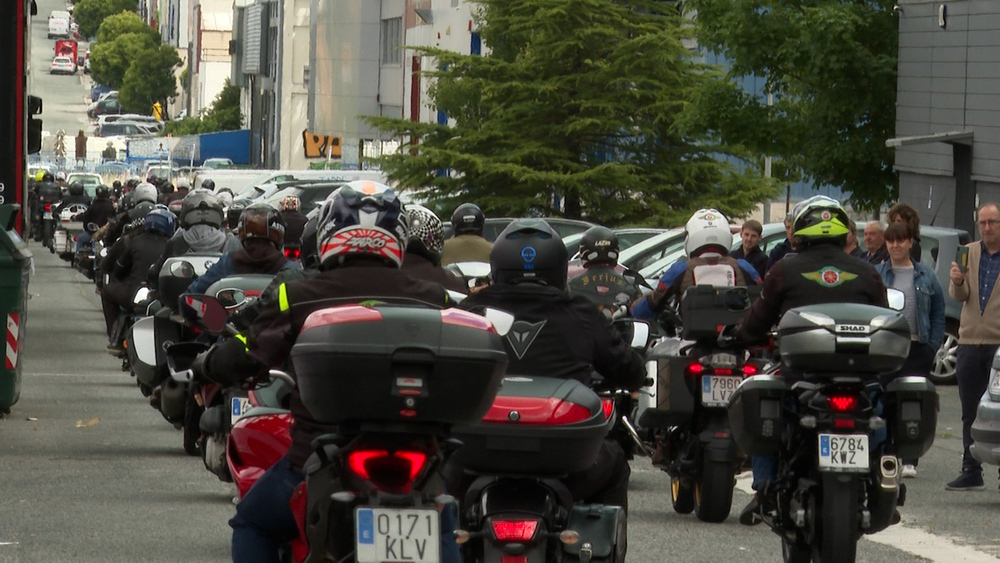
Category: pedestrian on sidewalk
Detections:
[
  {"x1": 75, "y1": 130, "x2": 88, "y2": 168},
  {"x1": 946, "y1": 202, "x2": 1000, "y2": 491}
]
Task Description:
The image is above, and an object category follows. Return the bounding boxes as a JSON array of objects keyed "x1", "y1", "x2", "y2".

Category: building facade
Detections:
[{"x1": 890, "y1": 0, "x2": 1000, "y2": 235}]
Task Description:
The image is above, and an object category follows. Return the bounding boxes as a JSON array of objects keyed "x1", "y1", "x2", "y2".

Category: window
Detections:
[{"x1": 381, "y1": 17, "x2": 402, "y2": 66}]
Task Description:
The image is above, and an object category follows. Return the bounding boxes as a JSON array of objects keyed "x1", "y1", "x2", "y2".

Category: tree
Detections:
[
  {"x1": 162, "y1": 80, "x2": 243, "y2": 135},
  {"x1": 89, "y1": 31, "x2": 159, "y2": 89},
  {"x1": 95, "y1": 10, "x2": 160, "y2": 45},
  {"x1": 119, "y1": 44, "x2": 181, "y2": 114},
  {"x1": 365, "y1": 0, "x2": 775, "y2": 226},
  {"x1": 683, "y1": 0, "x2": 898, "y2": 211},
  {"x1": 71, "y1": 0, "x2": 136, "y2": 38}
]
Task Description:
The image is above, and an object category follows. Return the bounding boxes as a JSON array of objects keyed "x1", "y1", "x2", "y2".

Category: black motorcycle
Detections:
[{"x1": 728, "y1": 298, "x2": 938, "y2": 563}]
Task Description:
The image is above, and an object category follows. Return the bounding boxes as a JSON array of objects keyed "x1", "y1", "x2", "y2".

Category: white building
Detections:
[{"x1": 189, "y1": 0, "x2": 233, "y2": 117}]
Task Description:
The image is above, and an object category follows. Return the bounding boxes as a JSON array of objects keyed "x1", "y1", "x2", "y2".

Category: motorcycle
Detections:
[
  {"x1": 39, "y1": 198, "x2": 57, "y2": 251},
  {"x1": 52, "y1": 203, "x2": 88, "y2": 262},
  {"x1": 727, "y1": 290, "x2": 938, "y2": 563},
  {"x1": 637, "y1": 285, "x2": 760, "y2": 523},
  {"x1": 181, "y1": 294, "x2": 511, "y2": 562},
  {"x1": 449, "y1": 320, "x2": 650, "y2": 563}
]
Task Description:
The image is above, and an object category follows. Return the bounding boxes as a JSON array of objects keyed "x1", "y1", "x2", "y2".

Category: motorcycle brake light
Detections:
[
  {"x1": 346, "y1": 449, "x2": 427, "y2": 494},
  {"x1": 828, "y1": 395, "x2": 858, "y2": 412},
  {"x1": 601, "y1": 398, "x2": 615, "y2": 420},
  {"x1": 491, "y1": 519, "x2": 539, "y2": 542},
  {"x1": 44, "y1": 204, "x2": 51, "y2": 212},
  {"x1": 283, "y1": 247, "x2": 301, "y2": 260},
  {"x1": 714, "y1": 368, "x2": 733, "y2": 375},
  {"x1": 742, "y1": 364, "x2": 758, "y2": 376},
  {"x1": 500, "y1": 557, "x2": 528, "y2": 563},
  {"x1": 482, "y1": 397, "x2": 593, "y2": 425},
  {"x1": 685, "y1": 363, "x2": 705, "y2": 376}
]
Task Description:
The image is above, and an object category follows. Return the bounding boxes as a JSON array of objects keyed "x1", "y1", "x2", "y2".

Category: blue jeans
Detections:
[
  {"x1": 230, "y1": 455, "x2": 461, "y2": 563},
  {"x1": 76, "y1": 230, "x2": 92, "y2": 253}
]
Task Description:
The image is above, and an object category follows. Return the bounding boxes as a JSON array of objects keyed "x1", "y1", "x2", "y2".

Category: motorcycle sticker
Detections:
[{"x1": 506, "y1": 320, "x2": 547, "y2": 360}]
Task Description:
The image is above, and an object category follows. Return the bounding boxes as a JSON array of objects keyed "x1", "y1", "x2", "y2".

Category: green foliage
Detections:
[
  {"x1": 95, "y1": 10, "x2": 160, "y2": 45},
  {"x1": 162, "y1": 80, "x2": 243, "y2": 136},
  {"x1": 71, "y1": 0, "x2": 136, "y2": 38},
  {"x1": 89, "y1": 31, "x2": 158, "y2": 89},
  {"x1": 119, "y1": 44, "x2": 182, "y2": 114},
  {"x1": 683, "y1": 0, "x2": 899, "y2": 211},
  {"x1": 366, "y1": 0, "x2": 775, "y2": 226}
]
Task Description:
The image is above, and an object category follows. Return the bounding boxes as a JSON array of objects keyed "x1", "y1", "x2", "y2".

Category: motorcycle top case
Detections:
[
  {"x1": 290, "y1": 305, "x2": 507, "y2": 426},
  {"x1": 679, "y1": 285, "x2": 759, "y2": 341},
  {"x1": 158, "y1": 253, "x2": 221, "y2": 311},
  {"x1": 450, "y1": 376, "x2": 614, "y2": 475},
  {"x1": 778, "y1": 303, "x2": 910, "y2": 376},
  {"x1": 727, "y1": 375, "x2": 789, "y2": 457},
  {"x1": 883, "y1": 376, "x2": 938, "y2": 459}
]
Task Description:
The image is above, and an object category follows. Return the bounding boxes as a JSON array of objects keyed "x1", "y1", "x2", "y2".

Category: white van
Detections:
[{"x1": 48, "y1": 11, "x2": 71, "y2": 39}]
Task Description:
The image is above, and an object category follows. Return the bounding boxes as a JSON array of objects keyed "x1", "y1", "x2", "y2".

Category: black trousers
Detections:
[
  {"x1": 101, "y1": 282, "x2": 135, "y2": 340},
  {"x1": 956, "y1": 344, "x2": 999, "y2": 474}
]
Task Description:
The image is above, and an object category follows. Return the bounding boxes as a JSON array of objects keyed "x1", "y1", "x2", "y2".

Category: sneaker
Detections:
[
  {"x1": 106, "y1": 344, "x2": 125, "y2": 355},
  {"x1": 945, "y1": 471, "x2": 985, "y2": 491},
  {"x1": 901, "y1": 464, "x2": 917, "y2": 479}
]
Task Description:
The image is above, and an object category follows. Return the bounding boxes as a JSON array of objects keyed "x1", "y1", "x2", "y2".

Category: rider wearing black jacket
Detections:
[
  {"x1": 568, "y1": 226, "x2": 642, "y2": 318},
  {"x1": 734, "y1": 196, "x2": 888, "y2": 525},
  {"x1": 54, "y1": 183, "x2": 91, "y2": 215},
  {"x1": 402, "y1": 204, "x2": 468, "y2": 294},
  {"x1": 450, "y1": 219, "x2": 646, "y2": 513},
  {"x1": 194, "y1": 182, "x2": 452, "y2": 563},
  {"x1": 78, "y1": 186, "x2": 116, "y2": 229}
]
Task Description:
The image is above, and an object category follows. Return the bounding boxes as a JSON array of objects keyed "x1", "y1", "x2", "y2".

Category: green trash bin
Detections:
[{"x1": 0, "y1": 204, "x2": 31, "y2": 413}]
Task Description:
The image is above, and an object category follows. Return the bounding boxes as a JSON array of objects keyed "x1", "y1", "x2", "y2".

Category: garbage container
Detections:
[{"x1": 0, "y1": 204, "x2": 31, "y2": 413}]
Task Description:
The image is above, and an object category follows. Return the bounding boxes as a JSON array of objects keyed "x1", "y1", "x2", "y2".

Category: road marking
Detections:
[{"x1": 735, "y1": 473, "x2": 1000, "y2": 562}]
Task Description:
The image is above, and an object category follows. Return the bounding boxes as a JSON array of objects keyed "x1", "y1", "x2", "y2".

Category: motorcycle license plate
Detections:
[
  {"x1": 701, "y1": 375, "x2": 742, "y2": 407},
  {"x1": 230, "y1": 397, "x2": 252, "y2": 424},
  {"x1": 355, "y1": 507, "x2": 440, "y2": 563},
  {"x1": 43, "y1": 212, "x2": 53, "y2": 219},
  {"x1": 818, "y1": 434, "x2": 869, "y2": 473}
]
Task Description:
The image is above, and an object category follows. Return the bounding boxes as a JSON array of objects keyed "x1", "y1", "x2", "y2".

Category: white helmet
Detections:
[
  {"x1": 175, "y1": 177, "x2": 191, "y2": 190},
  {"x1": 684, "y1": 208, "x2": 732, "y2": 257},
  {"x1": 132, "y1": 182, "x2": 159, "y2": 204}
]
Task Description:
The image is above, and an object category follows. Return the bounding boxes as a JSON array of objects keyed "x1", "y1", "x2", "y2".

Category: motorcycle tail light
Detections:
[
  {"x1": 742, "y1": 364, "x2": 758, "y2": 376},
  {"x1": 482, "y1": 397, "x2": 592, "y2": 425},
  {"x1": 713, "y1": 368, "x2": 733, "y2": 375},
  {"x1": 491, "y1": 519, "x2": 539, "y2": 542},
  {"x1": 685, "y1": 363, "x2": 705, "y2": 377},
  {"x1": 44, "y1": 204, "x2": 51, "y2": 212},
  {"x1": 828, "y1": 394, "x2": 858, "y2": 412},
  {"x1": 346, "y1": 449, "x2": 427, "y2": 494},
  {"x1": 501, "y1": 557, "x2": 527, "y2": 563},
  {"x1": 601, "y1": 398, "x2": 615, "y2": 421},
  {"x1": 283, "y1": 247, "x2": 300, "y2": 260}
]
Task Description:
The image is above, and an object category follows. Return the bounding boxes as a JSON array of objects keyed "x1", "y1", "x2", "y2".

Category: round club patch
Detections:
[{"x1": 821, "y1": 210, "x2": 832, "y2": 220}]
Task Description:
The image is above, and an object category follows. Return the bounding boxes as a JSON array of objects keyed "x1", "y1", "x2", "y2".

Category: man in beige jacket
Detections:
[{"x1": 947, "y1": 202, "x2": 1000, "y2": 490}]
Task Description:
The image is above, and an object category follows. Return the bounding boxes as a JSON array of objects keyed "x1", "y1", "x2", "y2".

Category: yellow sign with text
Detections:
[{"x1": 303, "y1": 130, "x2": 342, "y2": 159}]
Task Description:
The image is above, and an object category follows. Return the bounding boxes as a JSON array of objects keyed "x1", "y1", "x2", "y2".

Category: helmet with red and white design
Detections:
[{"x1": 316, "y1": 181, "x2": 409, "y2": 269}]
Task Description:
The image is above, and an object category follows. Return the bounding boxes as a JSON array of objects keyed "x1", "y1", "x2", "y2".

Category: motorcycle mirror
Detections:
[
  {"x1": 86, "y1": 222, "x2": 98, "y2": 232},
  {"x1": 483, "y1": 307, "x2": 515, "y2": 336},
  {"x1": 216, "y1": 288, "x2": 247, "y2": 309},
  {"x1": 177, "y1": 293, "x2": 227, "y2": 333},
  {"x1": 613, "y1": 319, "x2": 651, "y2": 349},
  {"x1": 132, "y1": 286, "x2": 151, "y2": 305},
  {"x1": 886, "y1": 288, "x2": 905, "y2": 311},
  {"x1": 724, "y1": 287, "x2": 751, "y2": 311}
]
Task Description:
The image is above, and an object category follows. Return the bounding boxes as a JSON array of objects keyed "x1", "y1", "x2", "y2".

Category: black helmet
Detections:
[
  {"x1": 201, "y1": 179, "x2": 216, "y2": 191},
  {"x1": 227, "y1": 199, "x2": 250, "y2": 230},
  {"x1": 68, "y1": 182, "x2": 85, "y2": 196},
  {"x1": 491, "y1": 219, "x2": 568, "y2": 288},
  {"x1": 95, "y1": 185, "x2": 111, "y2": 199},
  {"x1": 180, "y1": 192, "x2": 224, "y2": 229},
  {"x1": 237, "y1": 203, "x2": 286, "y2": 247},
  {"x1": 126, "y1": 201, "x2": 156, "y2": 230},
  {"x1": 316, "y1": 181, "x2": 408, "y2": 269},
  {"x1": 112, "y1": 180, "x2": 122, "y2": 190},
  {"x1": 792, "y1": 195, "x2": 850, "y2": 249},
  {"x1": 451, "y1": 203, "x2": 485, "y2": 236},
  {"x1": 42, "y1": 172, "x2": 54, "y2": 183},
  {"x1": 579, "y1": 226, "x2": 620, "y2": 267}
]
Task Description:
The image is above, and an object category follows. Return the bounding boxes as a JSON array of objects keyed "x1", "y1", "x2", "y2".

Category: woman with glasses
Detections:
[{"x1": 875, "y1": 222, "x2": 946, "y2": 478}]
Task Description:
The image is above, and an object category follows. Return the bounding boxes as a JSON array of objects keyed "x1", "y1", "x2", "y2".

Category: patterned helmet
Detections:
[
  {"x1": 792, "y1": 195, "x2": 850, "y2": 247},
  {"x1": 684, "y1": 208, "x2": 731, "y2": 257},
  {"x1": 406, "y1": 205, "x2": 445, "y2": 262},
  {"x1": 279, "y1": 195, "x2": 301, "y2": 212},
  {"x1": 316, "y1": 181, "x2": 408, "y2": 269}
]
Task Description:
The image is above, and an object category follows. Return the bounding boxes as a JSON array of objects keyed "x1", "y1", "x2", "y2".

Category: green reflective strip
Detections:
[
  {"x1": 235, "y1": 333, "x2": 249, "y2": 351},
  {"x1": 794, "y1": 220, "x2": 849, "y2": 238},
  {"x1": 278, "y1": 283, "x2": 290, "y2": 312}
]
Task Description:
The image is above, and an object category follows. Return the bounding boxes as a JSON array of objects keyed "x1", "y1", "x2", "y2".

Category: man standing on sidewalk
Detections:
[{"x1": 946, "y1": 202, "x2": 1000, "y2": 491}]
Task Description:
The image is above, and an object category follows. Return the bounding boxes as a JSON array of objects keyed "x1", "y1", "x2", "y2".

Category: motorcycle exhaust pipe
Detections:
[
  {"x1": 621, "y1": 415, "x2": 653, "y2": 457},
  {"x1": 866, "y1": 455, "x2": 901, "y2": 534},
  {"x1": 879, "y1": 455, "x2": 900, "y2": 492}
]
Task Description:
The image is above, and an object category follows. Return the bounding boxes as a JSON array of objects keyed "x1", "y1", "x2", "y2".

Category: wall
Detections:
[{"x1": 278, "y1": 0, "x2": 311, "y2": 169}]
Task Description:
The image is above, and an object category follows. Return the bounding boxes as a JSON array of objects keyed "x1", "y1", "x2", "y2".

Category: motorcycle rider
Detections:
[
  {"x1": 34, "y1": 172, "x2": 62, "y2": 242},
  {"x1": 732, "y1": 195, "x2": 888, "y2": 525},
  {"x1": 201, "y1": 178, "x2": 216, "y2": 192},
  {"x1": 569, "y1": 226, "x2": 643, "y2": 318},
  {"x1": 441, "y1": 202, "x2": 492, "y2": 266},
  {"x1": 278, "y1": 195, "x2": 308, "y2": 248},
  {"x1": 631, "y1": 209, "x2": 761, "y2": 322},
  {"x1": 74, "y1": 185, "x2": 116, "y2": 253},
  {"x1": 447, "y1": 218, "x2": 647, "y2": 513},
  {"x1": 402, "y1": 204, "x2": 468, "y2": 293},
  {"x1": 162, "y1": 177, "x2": 190, "y2": 206},
  {"x1": 185, "y1": 203, "x2": 301, "y2": 295},
  {"x1": 54, "y1": 182, "x2": 91, "y2": 215},
  {"x1": 100, "y1": 183, "x2": 159, "y2": 248},
  {"x1": 225, "y1": 199, "x2": 249, "y2": 234},
  {"x1": 102, "y1": 207, "x2": 174, "y2": 353},
  {"x1": 191, "y1": 181, "x2": 453, "y2": 563}
]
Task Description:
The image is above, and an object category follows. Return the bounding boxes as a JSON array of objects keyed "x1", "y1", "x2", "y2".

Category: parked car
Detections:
[
  {"x1": 443, "y1": 217, "x2": 597, "y2": 242},
  {"x1": 96, "y1": 121, "x2": 155, "y2": 137},
  {"x1": 90, "y1": 84, "x2": 113, "y2": 103},
  {"x1": 263, "y1": 182, "x2": 350, "y2": 211},
  {"x1": 100, "y1": 114, "x2": 164, "y2": 132},
  {"x1": 50, "y1": 56, "x2": 76, "y2": 75},
  {"x1": 613, "y1": 228, "x2": 686, "y2": 273},
  {"x1": 89, "y1": 99, "x2": 124, "y2": 119},
  {"x1": 563, "y1": 227, "x2": 668, "y2": 259},
  {"x1": 971, "y1": 354, "x2": 1000, "y2": 467}
]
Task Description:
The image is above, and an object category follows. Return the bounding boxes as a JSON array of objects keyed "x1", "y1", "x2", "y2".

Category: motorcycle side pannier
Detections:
[
  {"x1": 638, "y1": 339, "x2": 695, "y2": 428},
  {"x1": 679, "y1": 285, "x2": 758, "y2": 341},
  {"x1": 778, "y1": 303, "x2": 910, "y2": 376},
  {"x1": 450, "y1": 376, "x2": 613, "y2": 475},
  {"x1": 291, "y1": 306, "x2": 507, "y2": 426},
  {"x1": 727, "y1": 375, "x2": 789, "y2": 457},
  {"x1": 159, "y1": 253, "x2": 222, "y2": 311},
  {"x1": 883, "y1": 376, "x2": 938, "y2": 459}
]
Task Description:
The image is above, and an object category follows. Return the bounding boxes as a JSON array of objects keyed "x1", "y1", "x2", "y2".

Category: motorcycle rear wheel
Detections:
[
  {"x1": 670, "y1": 476, "x2": 695, "y2": 514},
  {"x1": 781, "y1": 536, "x2": 811, "y2": 563},
  {"x1": 694, "y1": 461, "x2": 735, "y2": 523},
  {"x1": 818, "y1": 473, "x2": 859, "y2": 563}
]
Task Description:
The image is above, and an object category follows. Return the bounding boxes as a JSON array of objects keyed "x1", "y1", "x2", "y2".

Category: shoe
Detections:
[
  {"x1": 739, "y1": 493, "x2": 770, "y2": 526},
  {"x1": 106, "y1": 344, "x2": 125, "y2": 355},
  {"x1": 945, "y1": 471, "x2": 985, "y2": 491},
  {"x1": 901, "y1": 464, "x2": 917, "y2": 479}
]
